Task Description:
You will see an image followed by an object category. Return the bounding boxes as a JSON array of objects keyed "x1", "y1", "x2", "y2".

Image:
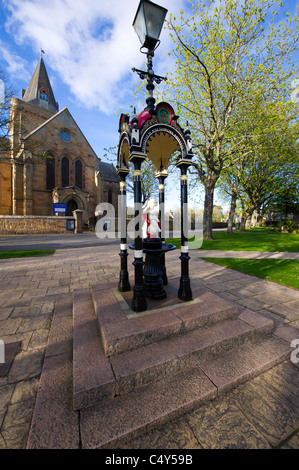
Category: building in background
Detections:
[{"x1": 0, "y1": 55, "x2": 118, "y2": 228}]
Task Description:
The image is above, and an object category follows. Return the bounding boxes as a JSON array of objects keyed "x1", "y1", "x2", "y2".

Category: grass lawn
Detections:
[
  {"x1": 166, "y1": 227, "x2": 299, "y2": 252},
  {"x1": 202, "y1": 258, "x2": 299, "y2": 290},
  {"x1": 0, "y1": 250, "x2": 55, "y2": 259}
]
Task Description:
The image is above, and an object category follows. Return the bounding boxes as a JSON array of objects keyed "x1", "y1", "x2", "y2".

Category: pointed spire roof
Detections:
[{"x1": 22, "y1": 56, "x2": 59, "y2": 112}]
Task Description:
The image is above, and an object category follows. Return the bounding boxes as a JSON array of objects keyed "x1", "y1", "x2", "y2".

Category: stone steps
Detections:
[
  {"x1": 27, "y1": 282, "x2": 295, "y2": 449},
  {"x1": 73, "y1": 285, "x2": 275, "y2": 410},
  {"x1": 79, "y1": 334, "x2": 292, "y2": 449},
  {"x1": 109, "y1": 312, "x2": 273, "y2": 397},
  {"x1": 91, "y1": 282, "x2": 239, "y2": 357}
]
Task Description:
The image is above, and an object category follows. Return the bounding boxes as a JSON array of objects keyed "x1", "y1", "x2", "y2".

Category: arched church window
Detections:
[
  {"x1": 61, "y1": 156, "x2": 69, "y2": 187},
  {"x1": 75, "y1": 160, "x2": 83, "y2": 189},
  {"x1": 46, "y1": 154, "x2": 55, "y2": 190}
]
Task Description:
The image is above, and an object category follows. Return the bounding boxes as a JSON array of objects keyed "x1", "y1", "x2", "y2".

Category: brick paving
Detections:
[{"x1": 0, "y1": 243, "x2": 298, "y2": 449}]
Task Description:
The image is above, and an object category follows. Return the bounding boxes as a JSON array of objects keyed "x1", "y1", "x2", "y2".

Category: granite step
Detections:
[
  {"x1": 72, "y1": 286, "x2": 275, "y2": 410},
  {"x1": 73, "y1": 287, "x2": 115, "y2": 410},
  {"x1": 90, "y1": 283, "x2": 239, "y2": 357},
  {"x1": 79, "y1": 334, "x2": 292, "y2": 449},
  {"x1": 27, "y1": 286, "x2": 295, "y2": 449},
  {"x1": 108, "y1": 310, "x2": 274, "y2": 397}
]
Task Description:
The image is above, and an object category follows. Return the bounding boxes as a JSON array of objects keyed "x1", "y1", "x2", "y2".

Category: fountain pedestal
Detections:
[{"x1": 130, "y1": 238, "x2": 176, "y2": 300}]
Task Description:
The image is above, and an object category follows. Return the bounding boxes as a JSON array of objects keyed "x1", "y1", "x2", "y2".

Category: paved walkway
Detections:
[{"x1": 0, "y1": 243, "x2": 298, "y2": 449}]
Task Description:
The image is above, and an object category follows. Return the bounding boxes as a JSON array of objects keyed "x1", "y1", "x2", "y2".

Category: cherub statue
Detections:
[{"x1": 142, "y1": 199, "x2": 160, "y2": 239}]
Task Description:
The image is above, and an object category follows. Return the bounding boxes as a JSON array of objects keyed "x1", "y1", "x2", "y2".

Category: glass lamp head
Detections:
[{"x1": 133, "y1": 0, "x2": 168, "y2": 51}]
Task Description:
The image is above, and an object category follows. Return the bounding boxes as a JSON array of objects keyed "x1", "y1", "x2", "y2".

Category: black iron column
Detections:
[
  {"x1": 132, "y1": 50, "x2": 167, "y2": 114},
  {"x1": 130, "y1": 154, "x2": 147, "y2": 312},
  {"x1": 145, "y1": 52, "x2": 156, "y2": 114},
  {"x1": 177, "y1": 161, "x2": 192, "y2": 301},
  {"x1": 117, "y1": 169, "x2": 130, "y2": 292},
  {"x1": 157, "y1": 171, "x2": 168, "y2": 285}
]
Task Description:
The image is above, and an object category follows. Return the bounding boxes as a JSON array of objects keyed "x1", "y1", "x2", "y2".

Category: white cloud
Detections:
[
  {"x1": 4, "y1": 0, "x2": 185, "y2": 113},
  {"x1": 0, "y1": 39, "x2": 31, "y2": 81}
]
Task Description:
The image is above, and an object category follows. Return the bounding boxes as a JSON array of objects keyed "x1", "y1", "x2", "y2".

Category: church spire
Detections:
[{"x1": 22, "y1": 55, "x2": 59, "y2": 112}]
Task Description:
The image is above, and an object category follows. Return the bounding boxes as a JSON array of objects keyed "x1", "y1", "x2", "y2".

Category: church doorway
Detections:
[{"x1": 66, "y1": 199, "x2": 78, "y2": 216}]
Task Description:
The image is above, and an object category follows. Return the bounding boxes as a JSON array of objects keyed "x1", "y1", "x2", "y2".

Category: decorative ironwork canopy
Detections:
[{"x1": 115, "y1": 0, "x2": 193, "y2": 312}]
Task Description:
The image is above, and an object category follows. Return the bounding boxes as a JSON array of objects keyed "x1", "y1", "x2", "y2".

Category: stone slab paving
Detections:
[
  {"x1": 124, "y1": 360, "x2": 299, "y2": 450},
  {"x1": 0, "y1": 243, "x2": 298, "y2": 449}
]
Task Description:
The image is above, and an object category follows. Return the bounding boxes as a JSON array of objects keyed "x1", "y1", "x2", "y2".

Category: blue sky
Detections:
[{"x1": 0, "y1": 0, "x2": 298, "y2": 211}]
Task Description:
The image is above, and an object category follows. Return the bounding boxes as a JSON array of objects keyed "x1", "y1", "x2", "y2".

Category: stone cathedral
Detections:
[{"x1": 0, "y1": 55, "x2": 119, "y2": 227}]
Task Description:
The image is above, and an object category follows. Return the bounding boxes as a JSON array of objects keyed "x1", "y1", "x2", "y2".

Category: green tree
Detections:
[
  {"x1": 212, "y1": 205, "x2": 223, "y2": 222},
  {"x1": 217, "y1": 95, "x2": 299, "y2": 231},
  {"x1": 238, "y1": 154, "x2": 298, "y2": 230},
  {"x1": 238, "y1": 99, "x2": 299, "y2": 229},
  {"x1": 217, "y1": 153, "x2": 249, "y2": 233},
  {"x1": 126, "y1": 159, "x2": 159, "y2": 205},
  {"x1": 164, "y1": 0, "x2": 299, "y2": 239},
  {"x1": 264, "y1": 182, "x2": 299, "y2": 222},
  {"x1": 0, "y1": 70, "x2": 14, "y2": 154}
]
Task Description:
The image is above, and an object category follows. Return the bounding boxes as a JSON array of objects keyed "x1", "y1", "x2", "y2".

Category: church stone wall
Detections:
[
  {"x1": 29, "y1": 156, "x2": 52, "y2": 216},
  {"x1": 0, "y1": 161, "x2": 12, "y2": 215},
  {"x1": 0, "y1": 215, "x2": 74, "y2": 234},
  {"x1": 10, "y1": 98, "x2": 55, "y2": 139},
  {"x1": 97, "y1": 177, "x2": 119, "y2": 217},
  {"x1": 13, "y1": 163, "x2": 24, "y2": 215},
  {"x1": 22, "y1": 109, "x2": 99, "y2": 222},
  {"x1": 32, "y1": 191, "x2": 53, "y2": 216}
]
